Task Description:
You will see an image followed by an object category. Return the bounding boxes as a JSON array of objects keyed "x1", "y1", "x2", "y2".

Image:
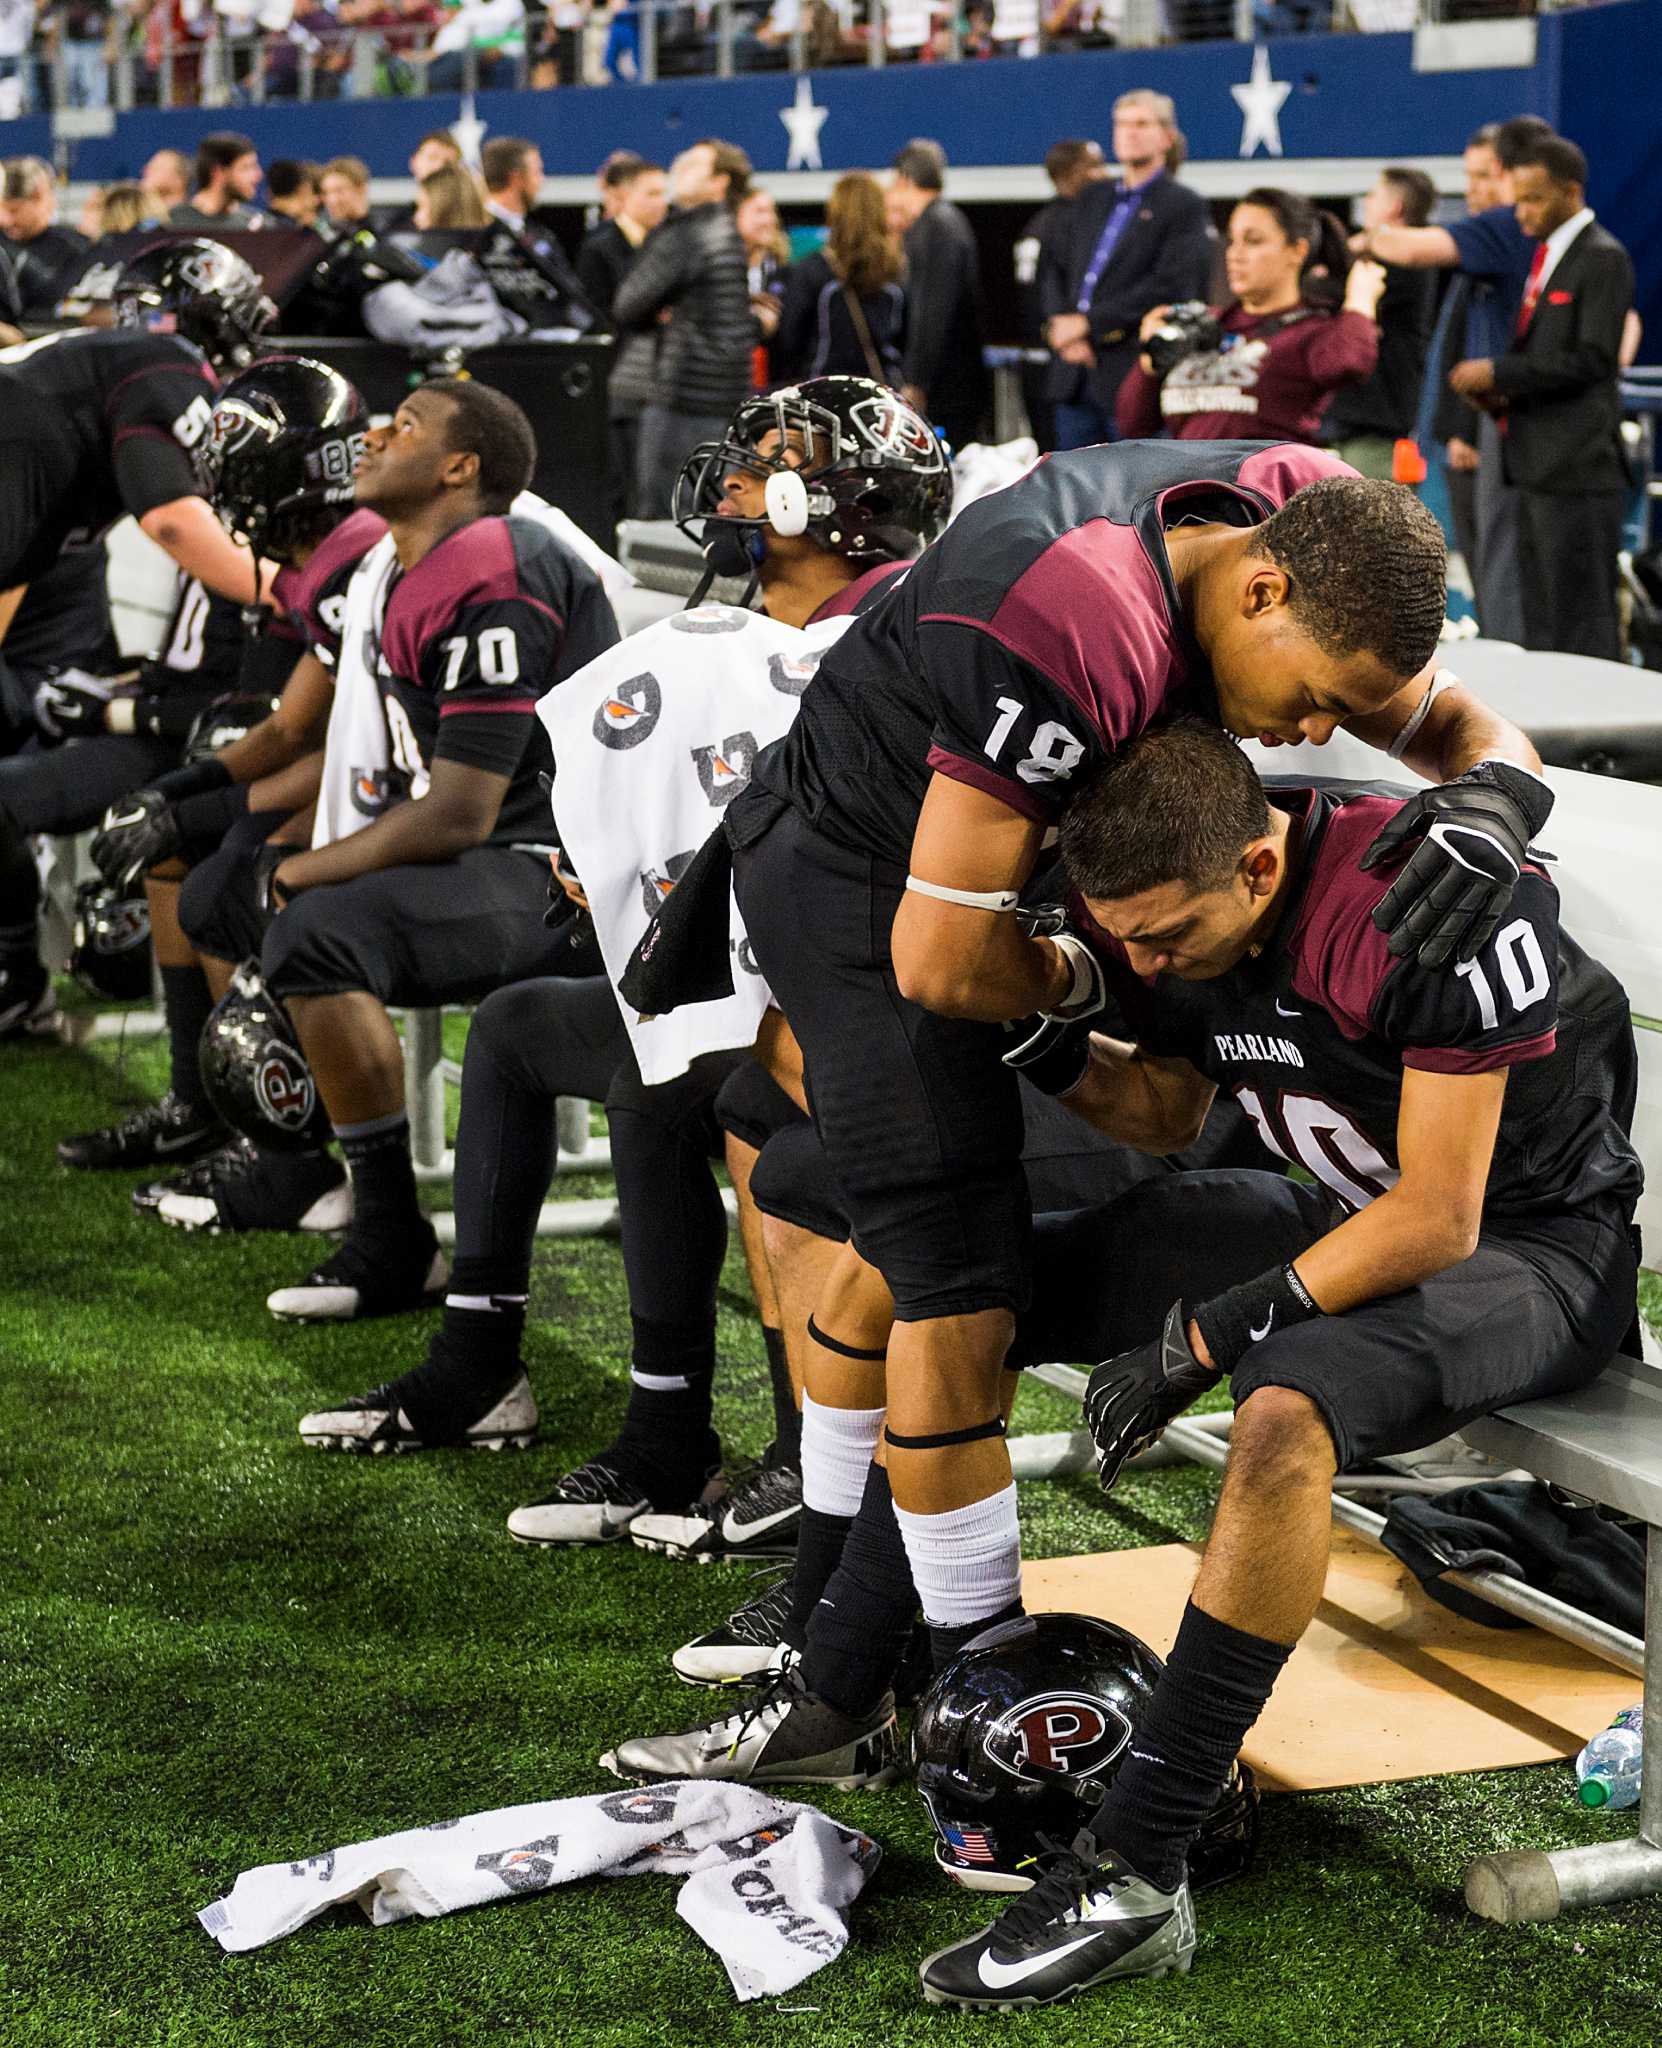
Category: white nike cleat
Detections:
[
  {"x1": 507, "y1": 1454, "x2": 724, "y2": 1549},
  {"x1": 631, "y1": 1453, "x2": 801, "y2": 1563},
  {"x1": 919, "y1": 1841, "x2": 1195, "y2": 2011},
  {"x1": 600, "y1": 1667, "x2": 901, "y2": 1789},
  {"x1": 267, "y1": 1234, "x2": 447, "y2": 1322},
  {"x1": 672, "y1": 1568, "x2": 796, "y2": 1686},
  {"x1": 299, "y1": 1371, "x2": 538, "y2": 1453}
]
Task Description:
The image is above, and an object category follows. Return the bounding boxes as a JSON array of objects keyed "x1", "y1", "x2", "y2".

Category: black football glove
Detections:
[
  {"x1": 253, "y1": 842, "x2": 297, "y2": 918},
  {"x1": 1083, "y1": 1298, "x2": 1220, "y2": 1495},
  {"x1": 1360, "y1": 761, "x2": 1553, "y2": 969},
  {"x1": 1002, "y1": 1013, "x2": 1094, "y2": 1096},
  {"x1": 33, "y1": 668, "x2": 119, "y2": 742},
  {"x1": 90, "y1": 789, "x2": 181, "y2": 891}
]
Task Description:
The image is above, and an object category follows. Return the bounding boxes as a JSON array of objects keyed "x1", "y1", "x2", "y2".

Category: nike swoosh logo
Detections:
[
  {"x1": 1274, "y1": 1000, "x2": 1300, "y2": 1018},
  {"x1": 1249, "y1": 1311, "x2": 1275, "y2": 1342},
  {"x1": 722, "y1": 1502, "x2": 800, "y2": 1542},
  {"x1": 153, "y1": 1129, "x2": 208, "y2": 1154},
  {"x1": 977, "y1": 1934, "x2": 1101, "y2": 1991}
]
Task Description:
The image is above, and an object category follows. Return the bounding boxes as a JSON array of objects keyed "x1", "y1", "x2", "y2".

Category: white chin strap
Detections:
[{"x1": 764, "y1": 468, "x2": 810, "y2": 537}]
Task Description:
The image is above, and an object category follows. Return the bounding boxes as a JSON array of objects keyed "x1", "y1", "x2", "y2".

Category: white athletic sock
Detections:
[
  {"x1": 892, "y1": 1483, "x2": 1022, "y2": 1628},
  {"x1": 799, "y1": 1394, "x2": 886, "y2": 1517}
]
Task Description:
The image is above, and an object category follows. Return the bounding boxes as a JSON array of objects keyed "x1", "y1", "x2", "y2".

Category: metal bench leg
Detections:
[
  {"x1": 404, "y1": 1008, "x2": 448, "y2": 1174},
  {"x1": 1464, "y1": 1523, "x2": 1662, "y2": 1923}
]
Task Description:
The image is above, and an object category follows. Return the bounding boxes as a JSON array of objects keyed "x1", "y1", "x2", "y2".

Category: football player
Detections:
[
  {"x1": 910, "y1": 720, "x2": 1639, "y2": 2008},
  {"x1": 64, "y1": 356, "x2": 383, "y2": 1184},
  {"x1": 179, "y1": 380, "x2": 620, "y2": 1321},
  {"x1": 683, "y1": 443, "x2": 1550, "y2": 1750}
]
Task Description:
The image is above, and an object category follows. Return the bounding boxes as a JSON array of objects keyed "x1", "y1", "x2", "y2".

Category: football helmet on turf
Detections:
[
  {"x1": 913, "y1": 1612, "x2": 1259, "y2": 1894},
  {"x1": 70, "y1": 880, "x2": 154, "y2": 1002},
  {"x1": 199, "y1": 355, "x2": 369, "y2": 561},
  {"x1": 112, "y1": 239, "x2": 276, "y2": 373},
  {"x1": 198, "y1": 961, "x2": 331, "y2": 1152},
  {"x1": 671, "y1": 376, "x2": 951, "y2": 575}
]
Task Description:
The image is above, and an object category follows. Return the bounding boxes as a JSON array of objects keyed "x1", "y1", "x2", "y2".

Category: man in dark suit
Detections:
[
  {"x1": 890, "y1": 139, "x2": 989, "y2": 455},
  {"x1": 1038, "y1": 90, "x2": 1213, "y2": 449},
  {"x1": 1449, "y1": 135, "x2": 1634, "y2": 661},
  {"x1": 1013, "y1": 140, "x2": 1108, "y2": 453}
]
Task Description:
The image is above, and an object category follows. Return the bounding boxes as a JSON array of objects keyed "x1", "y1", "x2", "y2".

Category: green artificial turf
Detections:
[{"x1": 3, "y1": 1019, "x2": 1660, "y2": 2048}]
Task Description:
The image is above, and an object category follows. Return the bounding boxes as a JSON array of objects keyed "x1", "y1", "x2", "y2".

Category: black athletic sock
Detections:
[
  {"x1": 0, "y1": 807, "x2": 40, "y2": 940},
  {"x1": 763, "y1": 1325, "x2": 800, "y2": 1460},
  {"x1": 335, "y1": 1111, "x2": 424, "y2": 1245},
  {"x1": 443, "y1": 1254, "x2": 530, "y2": 1381},
  {"x1": 783, "y1": 1505, "x2": 856, "y2": 1650},
  {"x1": 928, "y1": 1598, "x2": 1025, "y2": 1675},
  {"x1": 160, "y1": 964, "x2": 216, "y2": 1112},
  {"x1": 799, "y1": 1463, "x2": 917, "y2": 1716},
  {"x1": 613, "y1": 1310, "x2": 718, "y2": 1497},
  {"x1": 1090, "y1": 1601, "x2": 1292, "y2": 1890}
]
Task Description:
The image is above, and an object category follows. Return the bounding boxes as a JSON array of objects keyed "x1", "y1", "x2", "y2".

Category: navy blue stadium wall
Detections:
[{"x1": 3, "y1": 3, "x2": 1658, "y2": 348}]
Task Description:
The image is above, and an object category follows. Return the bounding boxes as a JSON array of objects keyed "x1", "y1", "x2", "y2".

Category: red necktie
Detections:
[{"x1": 1515, "y1": 242, "x2": 1548, "y2": 337}]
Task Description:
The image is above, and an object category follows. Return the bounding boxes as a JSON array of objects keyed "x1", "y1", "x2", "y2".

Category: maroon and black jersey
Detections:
[
  {"x1": 1082, "y1": 784, "x2": 1642, "y2": 1223},
  {"x1": 272, "y1": 508, "x2": 388, "y2": 671},
  {"x1": 757, "y1": 439, "x2": 1350, "y2": 860},
  {"x1": 0, "y1": 327, "x2": 217, "y2": 585},
  {"x1": 376, "y1": 512, "x2": 620, "y2": 846}
]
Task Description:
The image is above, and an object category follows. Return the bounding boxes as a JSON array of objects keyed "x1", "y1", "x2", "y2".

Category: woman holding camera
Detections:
[{"x1": 1115, "y1": 187, "x2": 1384, "y2": 444}]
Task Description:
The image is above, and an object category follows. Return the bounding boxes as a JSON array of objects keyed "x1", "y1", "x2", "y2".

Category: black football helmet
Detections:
[
  {"x1": 913, "y1": 1612, "x2": 1260, "y2": 1895},
  {"x1": 200, "y1": 355, "x2": 369, "y2": 560},
  {"x1": 671, "y1": 376, "x2": 952, "y2": 576},
  {"x1": 70, "y1": 880, "x2": 154, "y2": 1003},
  {"x1": 113, "y1": 238, "x2": 276, "y2": 373},
  {"x1": 198, "y1": 961, "x2": 331, "y2": 1152},
  {"x1": 183, "y1": 691, "x2": 281, "y2": 764}
]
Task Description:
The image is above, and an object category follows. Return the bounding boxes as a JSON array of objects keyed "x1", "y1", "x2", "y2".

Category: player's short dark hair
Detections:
[
  {"x1": 697, "y1": 139, "x2": 754, "y2": 204},
  {"x1": 1043, "y1": 139, "x2": 1098, "y2": 185},
  {"x1": 1380, "y1": 165, "x2": 1435, "y2": 228},
  {"x1": 1059, "y1": 721, "x2": 1270, "y2": 901},
  {"x1": 600, "y1": 150, "x2": 649, "y2": 188},
  {"x1": 1493, "y1": 115, "x2": 1554, "y2": 169},
  {"x1": 1513, "y1": 134, "x2": 1589, "y2": 190},
  {"x1": 893, "y1": 139, "x2": 947, "y2": 190},
  {"x1": 424, "y1": 377, "x2": 537, "y2": 514},
  {"x1": 482, "y1": 136, "x2": 537, "y2": 194},
  {"x1": 1248, "y1": 478, "x2": 1446, "y2": 680},
  {"x1": 196, "y1": 132, "x2": 256, "y2": 190},
  {"x1": 418, "y1": 129, "x2": 459, "y2": 156},
  {"x1": 267, "y1": 159, "x2": 320, "y2": 202},
  {"x1": 1466, "y1": 122, "x2": 1499, "y2": 153}
]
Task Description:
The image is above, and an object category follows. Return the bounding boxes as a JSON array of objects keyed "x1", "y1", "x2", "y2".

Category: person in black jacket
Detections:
[
  {"x1": 614, "y1": 139, "x2": 761, "y2": 518},
  {"x1": 1013, "y1": 140, "x2": 1108, "y2": 452},
  {"x1": 0, "y1": 156, "x2": 88, "y2": 318},
  {"x1": 888, "y1": 139, "x2": 988, "y2": 454},
  {"x1": 1448, "y1": 136, "x2": 1635, "y2": 661},
  {"x1": 1323, "y1": 167, "x2": 1437, "y2": 479},
  {"x1": 578, "y1": 156, "x2": 668, "y2": 522},
  {"x1": 773, "y1": 172, "x2": 906, "y2": 388},
  {"x1": 1038, "y1": 91, "x2": 1212, "y2": 449}
]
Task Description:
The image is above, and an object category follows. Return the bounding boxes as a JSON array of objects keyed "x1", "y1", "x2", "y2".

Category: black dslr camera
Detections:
[{"x1": 1145, "y1": 301, "x2": 1223, "y2": 377}]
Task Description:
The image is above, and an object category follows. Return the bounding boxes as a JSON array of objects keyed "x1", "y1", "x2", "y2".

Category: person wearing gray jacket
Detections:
[{"x1": 613, "y1": 139, "x2": 761, "y2": 518}]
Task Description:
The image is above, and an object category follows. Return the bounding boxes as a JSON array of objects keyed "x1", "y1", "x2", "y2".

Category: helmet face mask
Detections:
[
  {"x1": 71, "y1": 880, "x2": 153, "y2": 1003},
  {"x1": 199, "y1": 355, "x2": 368, "y2": 561},
  {"x1": 671, "y1": 376, "x2": 951, "y2": 573},
  {"x1": 113, "y1": 238, "x2": 277, "y2": 374},
  {"x1": 913, "y1": 1611, "x2": 1259, "y2": 1895},
  {"x1": 183, "y1": 691, "x2": 281, "y2": 763}
]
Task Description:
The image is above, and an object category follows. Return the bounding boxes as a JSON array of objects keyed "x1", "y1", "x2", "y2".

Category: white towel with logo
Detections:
[
  {"x1": 197, "y1": 1781, "x2": 879, "y2": 2003},
  {"x1": 537, "y1": 602, "x2": 851, "y2": 1084},
  {"x1": 312, "y1": 493, "x2": 633, "y2": 851}
]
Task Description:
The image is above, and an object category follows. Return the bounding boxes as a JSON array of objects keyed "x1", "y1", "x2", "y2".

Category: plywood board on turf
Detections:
[{"x1": 1024, "y1": 1530, "x2": 1636, "y2": 1793}]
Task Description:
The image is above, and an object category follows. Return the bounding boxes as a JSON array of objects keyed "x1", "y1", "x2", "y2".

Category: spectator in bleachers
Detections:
[
  {"x1": 1116, "y1": 188, "x2": 1383, "y2": 444},
  {"x1": 1446, "y1": 135, "x2": 1634, "y2": 661},
  {"x1": 614, "y1": 138, "x2": 759, "y2": 517},
  {"x1": 773, "y1": 170, "x2": 905, "y2": 388},
  {"x1": 0, "y1": 0, "x2": 36, "y2": 115},
  {"x1": 580, "y1": 153, "x2": 667, "y2": 524},
  {"x1": 140, "y1": 147, "x2": 192, "y2": 223},
  {"x1": 0, "y1": 157, "x2": 89, "y2": 315},
  {"x1": 170, "y1": 132, "x2": 267, "y2": 230},
  {"x1": 267, "y1": 159, "x2": 324, "y2": 230},
  {"x1": 1013, "y1": 138, "x2": 1107, "y2": 452},
  {"x1": 50, "y1": 0, "x2": 114, "y2": 108},
  {"x1": 1039, "y1": 90, "x2": 1212, "y2": 450},
  {"x1": 412, "y1": 160, "x2": 489, "y2": 228},
  {"x1": 420, "y1": 0, "x2": 523, "y2": 90},
  {"x1": 320, "y1": 155, "x2": 374, "y2": 230},
  {"x1": 888, "y1": 137, "x2": 987, "y2": 453},
  {"x1": 1321, "y1": 166, "x2": 1436, "y2": 479}
]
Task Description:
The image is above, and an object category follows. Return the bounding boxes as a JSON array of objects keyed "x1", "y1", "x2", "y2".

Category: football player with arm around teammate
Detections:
[
  {"x1": 64, "y1": 358, "x2": 384, "y2": 1199},
  {"x1": 619, "y1": 442, "x2": 1554, "y2": 1789},
  {"x1": 916, "y1": 718, "x2": 1641, "y2": 2010},
  {"x1": 195, "y1": 380, "x2": 620, "y2": 1324}
]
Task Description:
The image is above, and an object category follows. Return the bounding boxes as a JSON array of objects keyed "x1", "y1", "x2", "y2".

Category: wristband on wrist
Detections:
[
  {"x1": 155, "y1": 756, "x2": 235, "y2": 803},
  {"x1": 1191, "y1": 1262, "x2": 1323, "y2": 1375}
]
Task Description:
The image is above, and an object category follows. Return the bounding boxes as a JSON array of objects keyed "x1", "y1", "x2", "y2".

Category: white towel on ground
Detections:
[{"x1": 196, "y1": 1779, "x2": 879, "y2": 2003}]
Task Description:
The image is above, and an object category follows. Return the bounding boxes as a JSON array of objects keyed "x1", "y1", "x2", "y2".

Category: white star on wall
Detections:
[
  {"x1": 451, "y1": 93, "x2": 488, "y2": 171},
  {"x1": 779, "y1": 76, "x2": 830, "y2": 173},
  {"x1": 1231, "y1": 47, "x2": 1292, "y2": 159}
]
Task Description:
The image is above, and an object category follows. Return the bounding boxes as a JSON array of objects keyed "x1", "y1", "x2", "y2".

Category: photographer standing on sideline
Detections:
[{"x1": 1117, "y1": 188, "x2": 1382, "y2": 445}]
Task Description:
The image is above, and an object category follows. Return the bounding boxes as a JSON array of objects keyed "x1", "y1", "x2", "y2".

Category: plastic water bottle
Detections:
[{"x1": 1575, "y1": 1707, "x2": 1644, "y2": 1810}]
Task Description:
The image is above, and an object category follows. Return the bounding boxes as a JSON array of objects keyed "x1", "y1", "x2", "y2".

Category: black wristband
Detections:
[
  {"x1": 155, "y1": 756, "x2": 235, "y2": 803},
  {"x1": 1191, "y1": 1262, "x2": 1323, "y2": 1375}
]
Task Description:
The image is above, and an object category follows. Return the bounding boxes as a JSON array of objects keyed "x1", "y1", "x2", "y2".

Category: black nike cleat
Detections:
[
  {"x1": 299, "y1": 1371, "x2": 538, "y2": 1452},
  {"x1": 508, "y1": 1447, "x2": 724, "y2": 1548},
  {"x1": 0, "y1": 958, "x2": 58, "y2": 1043},
  {"x1": 158, "y1": 1144, "x2": 349, "y2": 1235},
  {"x1": 132, "y1": 1135, "x2": 259, "y2": 1214},
  {"x1": 919, "y1": 1837, "x2": 1195, "y2": 2011},
  {"x1": 57, "y1": 1092, "x2": 225, "y2": 1171},
  {"x1": 672, "y1": 1566, "x2": 796, "y2": 1685},
  {"x1": 267, "y1": 1225, "x2": 447, "y2": 1322},
  {"x1": 631, "y1": 1450, "x2": 801, "y2": 1563}
]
